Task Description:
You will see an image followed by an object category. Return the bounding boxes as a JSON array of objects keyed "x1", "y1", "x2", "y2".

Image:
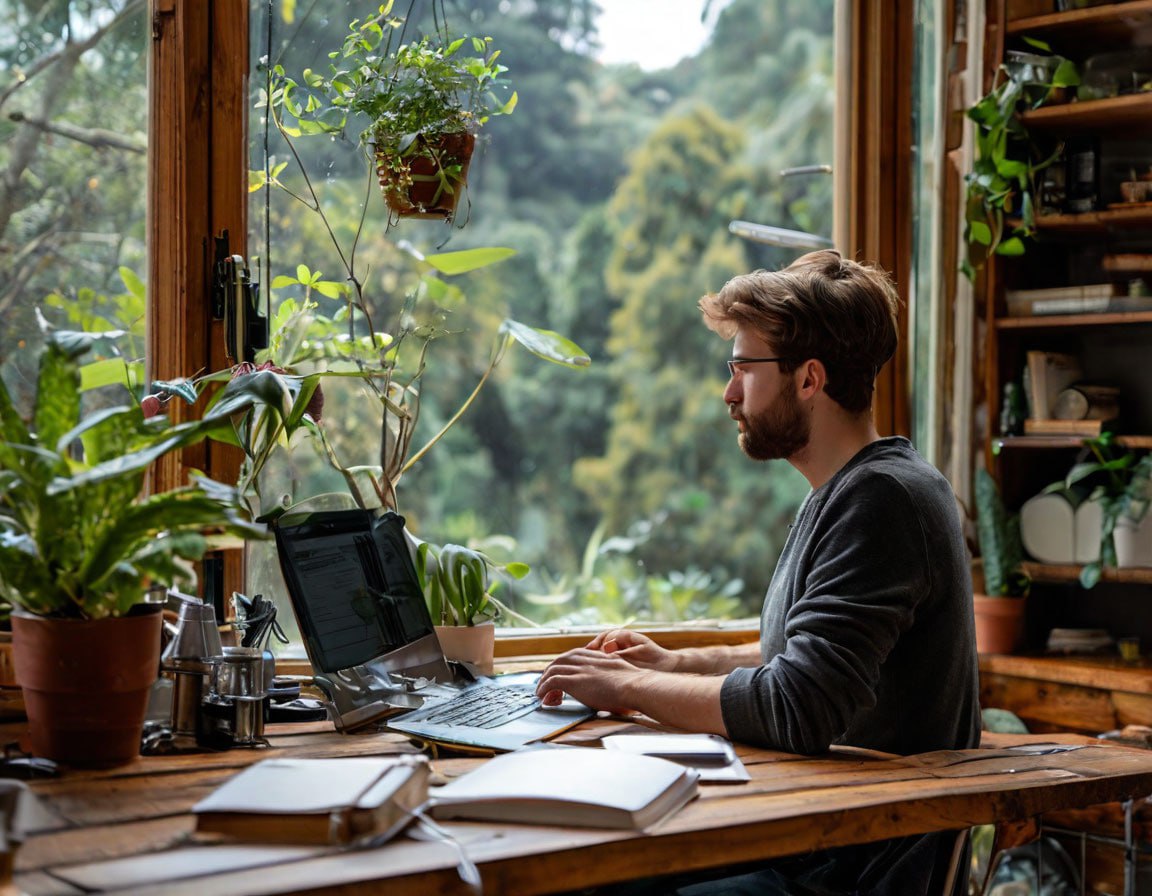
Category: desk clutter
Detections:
[{"x1": 146, "y1": 590, "x2": 319, "y2": 755}]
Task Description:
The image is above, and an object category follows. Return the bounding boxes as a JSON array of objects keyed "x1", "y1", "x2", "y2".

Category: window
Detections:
[
  {"x1": 0, "y1": 1, "x2": 148, "y2": 380},
  {"x1": 242, "y1": 0, "x2": 840, "y2": 650},
  {"x1": 10, "y1": 3, "x2": 915, "y2": 652}
]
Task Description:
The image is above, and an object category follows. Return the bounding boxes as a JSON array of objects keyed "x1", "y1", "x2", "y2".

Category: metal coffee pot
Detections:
[{"x1": 160, "y1": 593, "x2": 224, "y2": 741}]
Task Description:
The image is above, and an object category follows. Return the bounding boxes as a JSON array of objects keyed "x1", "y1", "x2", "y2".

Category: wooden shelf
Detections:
[
  {"x1": 1021, "y1": 561, "x2": 1152, "y2": 584},
  {"x1": 1020, "y1": 92, "x2": 1152, "y2": 136},
  {"x1": 1008, "y1": 1, "x2": 1152, "y2": 54},
  {"x1": 979, "y1": 651, "x2": 1152, "y2": 692},
  {"x1": 994, "y1": 434, "x2": 1152, "y2": 450},
  {"x1": 1031, "y1": 205, "x2": 1152, "y2": 231}
]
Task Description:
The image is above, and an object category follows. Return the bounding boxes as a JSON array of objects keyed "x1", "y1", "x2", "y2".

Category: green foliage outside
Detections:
[{"x1": 4, "y1": 0, "x2": 834, "y2": 631}]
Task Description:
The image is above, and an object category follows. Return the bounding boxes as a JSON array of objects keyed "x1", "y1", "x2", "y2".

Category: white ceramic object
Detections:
[
  {"x1": 434, "y1": 621, "x2": 496, "y2": 676},
  {"x1": 1074, "y1": 497, "x2": 1104, "y2": 564},
  {"x1": 1115, "y1": 512, "x2": 1152, "y2": 568},
  {"x1": 1020, "y1": 492, "x2": 1075, "y2": 564}
]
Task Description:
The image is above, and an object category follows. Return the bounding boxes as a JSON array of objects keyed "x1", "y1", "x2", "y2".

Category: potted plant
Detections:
[
  {"x1": 962, "y1": 42, "x2": 1079, "y2": 279},
  {"x1": 269, "y1": 1, "x2": 516, "y2": 221},
  {"x1": 1056, "y1": 432, "x2": 1152, "y2": 588},
  {"x1": 973, "y1": 468, "x2": 1031, "y2": 654},
  {"x1": 0, "y1": 331, "x2": 265, "y2": 766},
  {"x1": 413, "y1": 540, "x2": 529, "y2": 674}
]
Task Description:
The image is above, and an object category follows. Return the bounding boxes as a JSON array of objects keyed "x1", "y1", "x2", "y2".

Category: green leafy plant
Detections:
[
  {"x1": 0, "y1": 330, "x2": 266, "y2": 620},
  {"x1": 962, "y1": 42, "x2": 1079, "y2": 279},
  {"x1": 265, "y1": 0, "x2": 516, "y2": 218},
  {"x1": 974, "y1": 468, "x2": 1030, "y2": 597},
  {"x1": 414, "y1": 540, "x2": 529, "y2": 626},
  {"x1": 1055, "y1": 432, "x2": 1152, "y2": 588},
  {"x1": 204, "y1": 248, "x2": 588, "y2": 521}
]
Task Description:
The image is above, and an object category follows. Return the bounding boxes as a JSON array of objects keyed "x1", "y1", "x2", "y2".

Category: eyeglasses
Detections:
[{"x1": 726, "y1": 357, "x2": 790, "y2": 377}]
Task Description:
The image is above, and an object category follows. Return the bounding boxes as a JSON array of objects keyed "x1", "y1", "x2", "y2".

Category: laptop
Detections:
[{"x1": 273, "y1": 508, "x2": 594, "y2": 752}]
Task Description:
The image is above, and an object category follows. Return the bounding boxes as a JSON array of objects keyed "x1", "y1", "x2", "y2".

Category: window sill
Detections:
[{"x1": 272, "y1": 621, "x2": 760, "y2": 676}]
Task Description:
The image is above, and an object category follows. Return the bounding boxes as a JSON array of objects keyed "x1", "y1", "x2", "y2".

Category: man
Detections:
[{"x1": 537, "y1": 250, "x2": 980, "y2": 895}]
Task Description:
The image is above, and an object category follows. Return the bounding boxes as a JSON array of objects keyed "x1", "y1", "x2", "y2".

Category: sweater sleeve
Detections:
[{"x1": 720, "y1": 470, "x2": 932, "y2": 754}]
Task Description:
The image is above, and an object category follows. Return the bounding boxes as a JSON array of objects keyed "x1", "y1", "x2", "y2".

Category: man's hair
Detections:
[{"x1": 698, "y1": 250, "x2": 900, "y2": 414}]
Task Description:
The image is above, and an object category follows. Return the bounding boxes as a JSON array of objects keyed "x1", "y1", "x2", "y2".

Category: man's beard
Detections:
[{"x1": 736, "y1": 381, "x2": 810, "y2": 461}]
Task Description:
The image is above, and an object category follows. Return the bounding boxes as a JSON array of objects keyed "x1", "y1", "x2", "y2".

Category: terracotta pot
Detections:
[
  {"x1": 375, "y1": 131, "x2": 475, "y2": 220},
  {"x1": 434, "y1": 621, "x2": 495, "y2": 676},
  {"x1": 972, "y1": 593, "x2": 1026, "y2": 655},
  {"x1": 12, "y1": 607, "x2": 162, "y2": 767}
]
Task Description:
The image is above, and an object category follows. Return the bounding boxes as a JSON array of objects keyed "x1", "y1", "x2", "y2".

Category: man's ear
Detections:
[{"x1": 796, "y1": 358, "x2": 827, "y2": 400}]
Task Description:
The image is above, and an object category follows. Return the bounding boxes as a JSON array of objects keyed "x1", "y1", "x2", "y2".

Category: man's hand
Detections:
[
  {"x1": 536, "y1": 647, "x2": 650, "y2": 712},
  {"x1": 584, "y1": 629, "x2": 679, "y2": 672}
]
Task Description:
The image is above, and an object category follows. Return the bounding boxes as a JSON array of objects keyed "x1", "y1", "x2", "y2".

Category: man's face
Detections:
[{"x1": 723, "y1": 330, "x2": 810, "y2": 461}]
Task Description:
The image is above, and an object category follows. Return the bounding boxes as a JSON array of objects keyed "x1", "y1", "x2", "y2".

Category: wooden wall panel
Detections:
[
  {"x1": 844, "y1": 0, "x2": 915, "y2": 437},
  {"x1": 149, "y1": 0, "x2": 249, "y2": 598}
]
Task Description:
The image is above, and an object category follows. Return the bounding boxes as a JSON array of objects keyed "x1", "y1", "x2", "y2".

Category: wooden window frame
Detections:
[
  {"x1": 149, "y1": 0, "x2": 249, "y2": 600},
  {"x1": 841, "y1": 0, "x2": 915, "y2": 438},
  {"x1": 148, "y1": 1, "x2": 914, "y2": 639}
]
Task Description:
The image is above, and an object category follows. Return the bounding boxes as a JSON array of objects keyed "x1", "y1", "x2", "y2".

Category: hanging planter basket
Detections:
[{"x1": 375, "y1": 132, "x2": 476, "y2": 220}]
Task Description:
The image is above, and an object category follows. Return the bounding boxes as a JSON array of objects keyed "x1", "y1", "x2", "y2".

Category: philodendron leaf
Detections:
[
  {"x1": 79, "y1": 358, "x2": 142, "y2": 393},
  {"x1": 422, "y1": 247, "x2": 517, "y2": 275},
  {"x1": 499, "y1": 320, "x2": 591, "y2": 368},
  {"x1": 152, "y1": 378, "x2": 199, "y2": 404},
  {"x1": 1052, "y1": 58, "x2": 1080, "y2": 88},
  {"x1": 968, "y1": 221, "x2": 993, "y2": 246},
  {"x1": 47, "y1": 327, "x2": 127, "y2": 360},
  {"x1": 995, "y1": 237, "x2": 1026, "y2": 256}
]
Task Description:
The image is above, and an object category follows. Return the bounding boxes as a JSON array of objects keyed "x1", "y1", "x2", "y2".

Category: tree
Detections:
[{"x1": 0, "y1": 0, "x2": 148, "y2": 367}]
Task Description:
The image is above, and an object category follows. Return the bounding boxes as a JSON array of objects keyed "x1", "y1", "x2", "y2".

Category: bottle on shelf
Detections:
[{"x1": 1064, "y1": 137, "x2": 1100, "y2": 214}]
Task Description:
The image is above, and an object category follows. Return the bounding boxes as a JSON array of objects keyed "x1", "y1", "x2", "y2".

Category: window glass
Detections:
[
  {"x1": 247, "y1": 0, "x2": 835, "y2": 648},
  {"x1": 0, "y1": 0, "x2": 148, "y2": 397}
]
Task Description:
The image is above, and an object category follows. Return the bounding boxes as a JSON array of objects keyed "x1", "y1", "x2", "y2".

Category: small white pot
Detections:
[
  {"x1": 1115, "y1": 513, "x2": 1152, "y2": 568},
  {"x1": 434, "y1": 621, "x2": 495, "y2": 676}
]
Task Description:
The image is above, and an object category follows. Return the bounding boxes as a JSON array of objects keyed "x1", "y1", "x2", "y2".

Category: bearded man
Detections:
[{"x1": 538, "y1": 250, "x2": 980, "y2": 895}]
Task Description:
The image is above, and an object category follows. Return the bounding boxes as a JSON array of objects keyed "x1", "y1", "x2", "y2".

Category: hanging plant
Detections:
[
  {"x1": 962, "y1": 41, "x2": 1079, "y2": 280},
  {"x1": 267, "y1": 2, "x2": 516, "y2": 221}
]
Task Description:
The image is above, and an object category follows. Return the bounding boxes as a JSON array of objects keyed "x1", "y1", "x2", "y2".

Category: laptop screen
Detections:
[{"x1": 274, "y1": 509, "x2": 437, "y2": 674}]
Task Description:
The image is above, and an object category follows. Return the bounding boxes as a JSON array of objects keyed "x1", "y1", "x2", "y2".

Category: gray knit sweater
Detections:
[{"x1": 719, "y1": 437, "x2": 980, "y2": 893}]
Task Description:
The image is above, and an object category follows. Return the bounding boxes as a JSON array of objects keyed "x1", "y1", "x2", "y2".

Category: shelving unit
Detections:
[
  {"x1": 979, "y1": 3, "x2": 1152, "y2": 667},
  {"x1": 975, "y1": 7, "x2": 1152, "y2": 886}
]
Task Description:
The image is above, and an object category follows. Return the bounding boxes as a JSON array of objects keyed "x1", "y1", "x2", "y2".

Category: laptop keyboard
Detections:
[{"x1": 418, "y1": 684, "x2": 540, "y2": 729}]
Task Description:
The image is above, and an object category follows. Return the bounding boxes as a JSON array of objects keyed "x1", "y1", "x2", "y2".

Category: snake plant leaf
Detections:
[{"x1": 499, "y1": 320, "x2": 590, "y2": 368}]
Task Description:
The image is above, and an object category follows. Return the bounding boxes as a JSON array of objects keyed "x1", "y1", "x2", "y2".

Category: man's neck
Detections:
[{"x1": 790, "y1": 408, "x2": 882, "y2": 490}]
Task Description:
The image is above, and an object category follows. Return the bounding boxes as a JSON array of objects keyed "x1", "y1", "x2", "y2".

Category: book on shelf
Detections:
[
  {"x1": 192, "y1": 755, "x2": 429, "y2": 845},
  {"x1": 1025, "y1": 350, "x2": 1083, "y2": 420},
  {"x1": 428, "y1": 745, "x2": 700, "y2": 830},
  {"x1": 1023, "y1": 418, "x2": 1109, "y2": 437},
  {"x1": 1005, "y1": 284, "x2": 1114, "y2": 316},
  {"x1": 1005, "y1": 284, "x2": 1152, "y2": 317}
]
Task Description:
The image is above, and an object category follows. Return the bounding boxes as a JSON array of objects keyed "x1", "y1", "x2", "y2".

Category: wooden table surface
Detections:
[{"x1": 11, "y1": 718, "x2": 1152, "y2": 896}]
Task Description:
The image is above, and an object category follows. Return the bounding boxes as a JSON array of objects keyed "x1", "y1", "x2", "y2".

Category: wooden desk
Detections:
[{"x1": 12, "y1": 720, "x2": 1152, "y2": 896}]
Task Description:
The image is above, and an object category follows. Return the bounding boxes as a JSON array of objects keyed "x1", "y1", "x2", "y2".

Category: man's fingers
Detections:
[{"x1": 540, "y1": 687, "x2": 564, "y2": 706}]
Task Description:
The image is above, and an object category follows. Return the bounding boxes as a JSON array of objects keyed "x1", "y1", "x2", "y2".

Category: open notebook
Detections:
[{"x1": 274, "y1": 509, "x2": 593, "y2": 751}]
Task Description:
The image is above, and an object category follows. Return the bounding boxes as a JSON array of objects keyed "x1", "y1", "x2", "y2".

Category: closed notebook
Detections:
[
  {"x1": 428, "y1": 746, "x2": 699, "y2": 829},
  {"x1": 193, "y1": 755, "x2": 429, "y2": 845}
]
